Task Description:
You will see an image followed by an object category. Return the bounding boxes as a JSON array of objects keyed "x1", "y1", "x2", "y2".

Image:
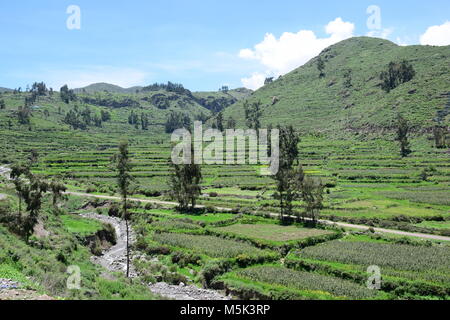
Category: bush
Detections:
[
  {"x1": 108, "y1": 203, "x2": 120, "y2": 217},
  {"x1": 201, "y1": 260, "x2": 232, "y2": 287},
  {"x1": 171, "y1": 252, "x2": 201, "y2": 267}
]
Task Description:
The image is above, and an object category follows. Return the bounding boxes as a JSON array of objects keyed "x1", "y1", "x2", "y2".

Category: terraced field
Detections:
[{"x1": 21, "y1": 133, "x2": 449, "y2": 238}]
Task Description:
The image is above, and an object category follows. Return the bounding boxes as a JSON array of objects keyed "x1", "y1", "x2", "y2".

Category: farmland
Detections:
[{"x1": 0, "y1": 36, "x2": 449, "y2": 301}]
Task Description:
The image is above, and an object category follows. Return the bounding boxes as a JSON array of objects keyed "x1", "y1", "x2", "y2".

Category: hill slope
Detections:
[{"x1": 223, "y1": 37, "x2": 450, "y2": 134}]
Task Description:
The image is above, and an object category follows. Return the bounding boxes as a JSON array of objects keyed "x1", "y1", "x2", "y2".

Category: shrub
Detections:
[{"x1": 108, "y1": 203, "x2": 120, "y2": 217}]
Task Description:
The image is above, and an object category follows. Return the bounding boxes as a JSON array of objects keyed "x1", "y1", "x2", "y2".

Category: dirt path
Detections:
[
  {"x1": 68, "y1": 191, "x2": 450, "y2": 242},
  {"x1": 81, "y1": 212, "x2": 230, "y2": 300}
]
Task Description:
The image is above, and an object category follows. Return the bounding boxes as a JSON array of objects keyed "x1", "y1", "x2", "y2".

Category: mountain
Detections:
[
  {"x1": 0, "y1": 87, "x2": 13, "y2": 93},
  {"x1": 74, "y1": 82, "x2": 252, "y2": 114},
  {"x1": 73, "y1": 83, "x2": 143, "y2": 94},
  {"x1": 223, "y1": 37, "x2": 450, "y2": 134}
]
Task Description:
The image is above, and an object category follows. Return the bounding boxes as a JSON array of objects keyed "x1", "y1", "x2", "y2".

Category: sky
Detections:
[{"x1": 0, "y1": 0, "x2": 449, "y2": 91}]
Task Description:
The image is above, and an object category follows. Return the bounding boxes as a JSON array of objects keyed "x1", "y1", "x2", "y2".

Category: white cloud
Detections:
[
  {"x1": 241, "y1": 72, "x2": 267, "y2": 91},
  {"x1": 43, "y1": 66, "x2": 149, "y2": 89},
  {"x1": 238, "y1": 17, "x2": 355, "y2": 89},
  {"x1": 420, "y1": 21, "x2": 450, "y2": 46}
]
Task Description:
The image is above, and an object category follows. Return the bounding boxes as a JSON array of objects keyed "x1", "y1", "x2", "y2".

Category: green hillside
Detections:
[
  {"x1": 223, "y1": 37, "x2": 450, "y2": 134},
  {"x1": 192, "y1": 87, "x2": 253, "y2": 113}
]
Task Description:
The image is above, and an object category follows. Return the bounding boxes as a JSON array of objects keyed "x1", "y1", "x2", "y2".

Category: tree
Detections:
[
  {"x1": 30, "y1": 82, "x2": 48, "y2": 97},
  {"x1": 21, "y1": 174, "x2": 48, "y2": 242},
  {"x1": 216, "y1": 112, "x2": 224, "y2": 132},
  {"x1": 169, "y1": 148, "x2": 202, "y2": 211},
  {"x1": 17, "y1": 106, "x2": 31, "y2": 125},
  {"x1": 10, "y1": 164, "x2": 49, "y2": 242},
  {"x1": 60, "y1": 85, "x2": 76, "y2": 103},
  {"x1": 301, "y1": 176, "x2": 324, "y2": 225},
  {"x1": 396, "y1": 115, "x2": 412, "y2": 157},
  {"x1": 343, "y1": 69, "x2": 352, "y2": 88},
  {"x1": 113, "y1": 141, "x2": 133, "y2": 278},
  {"x1": 10, "y1": 164, "x2": 29, "y2": 218},
  {"x1": 49, "y1": 179, "x2": 67, "y2": 210},
  {"x1": 244, "y1": 100, "x2": 262, "y2": 131},
  {"x1": 165, "y1": 111, "x2": 191, "y2": 133},
  {"x1": 380, "y1": 60, "x2": 415, "y2": 92},
  {"x1": 101, "y1": 110, "x2": 111, "y2": 122},
  {"x1": 317, "y1": 57, "x2": 325, "y2": 78},
  {"x1": 28, "y1": 149, "x2": 39, "y2": 166},
  {"x1": 226, "y1": 117, "x2": 236, "y2": 130},
  {"x1": 0, "y1": 99, "x2": 5, "y2": 110},
  {"x1": 141, "y1": 113, "x2": 149, "y2": 130},
  {"x1": 264, "y1": 77, "x2": 274, "y2": 85},
  {"x1": 272, "y1": 126, "x2": 302, "y2": 221},
  {"x1": 433, "y1": 125, "x2": 448, "y2": 149}
]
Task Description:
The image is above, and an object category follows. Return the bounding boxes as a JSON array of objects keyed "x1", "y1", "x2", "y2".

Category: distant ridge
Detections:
[
  {"x1": 73, "y1": 83, "x2": 143, "y2": 94},
  {"x1": 0, "y1": 87, "x2": 13, "y2": 93}
]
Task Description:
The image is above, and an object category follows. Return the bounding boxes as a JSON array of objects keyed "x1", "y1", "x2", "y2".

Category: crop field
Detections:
[
  {"x1": 219, "y1": 265, "x2": 385, "y2": 300},
  {"x1": 285, "y1": 235, "x2": 450, "y2": 298},
  {"x1": 152, "y1": 232, "x2": 277, "y2": 260},
  {"x1": 21, "y1": 133, "x2": 449, "y2": 239},
  {"x1": 214, "y1": 223, "x2": 334, "y2": 242}
]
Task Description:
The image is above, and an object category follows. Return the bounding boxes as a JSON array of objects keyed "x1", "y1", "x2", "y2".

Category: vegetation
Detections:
[{"x1": 380, "y1": 60, "x2": 415, "y2": 93}]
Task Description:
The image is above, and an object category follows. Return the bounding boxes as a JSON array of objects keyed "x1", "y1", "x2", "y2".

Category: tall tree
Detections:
[
  {"x1": 113, "y1": 141, "x2": 133, "y2": 277},
  {"x1": 301, "y1": 176, "x2": 324, "y2": 225},
  {"x1": 168, "y1": 148, "x2": 202, "y2": 211},
  {"x1": 226, "y1": 116, "x2": 236, "y2": 130},
  {"x1": 273, "y1": 126, "x2": 303, "y2": 221},
  {"x1": 10, "y1": 164, "x2": 48, "y2": 242},
  {"x1": 216, "y1": 112, "x2": 224, "y2": 132},
  {"x1": 396, "y1": 115, "x2": 412, "y2": 157},
  {"x1": 244, "y1": 100, "x2": 262, "y2": 131},
  {"x1": 10, "y1": 164, "x2": 29, "y2": 218},
  {"x1": 433, "y1": 125, "x2": 448, "y2": 149}
]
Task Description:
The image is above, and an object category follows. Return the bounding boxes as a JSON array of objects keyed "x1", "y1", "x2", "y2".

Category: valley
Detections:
[{"x1": 0, "y1": 37, "x2": 449, "y2": 301}]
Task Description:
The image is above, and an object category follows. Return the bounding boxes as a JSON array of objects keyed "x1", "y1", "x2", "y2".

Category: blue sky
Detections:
[{"x1": 0, "y1": 0, "x2": 449, "y2": 91}]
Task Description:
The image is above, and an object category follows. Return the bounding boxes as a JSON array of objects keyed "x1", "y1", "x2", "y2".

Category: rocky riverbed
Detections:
[{"x1": 82, "y1": 212, "x2": 231, "y2": 300}]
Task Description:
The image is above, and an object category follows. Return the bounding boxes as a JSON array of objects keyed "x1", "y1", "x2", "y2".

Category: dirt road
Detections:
[{"x1": 67, "y1": 191, "x2": 450, "y2": 242}]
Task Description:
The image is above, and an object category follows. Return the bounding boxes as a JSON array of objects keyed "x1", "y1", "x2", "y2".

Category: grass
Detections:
[{"x1": 61, "y1": 215, "x2": 104, "y2": 236}]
